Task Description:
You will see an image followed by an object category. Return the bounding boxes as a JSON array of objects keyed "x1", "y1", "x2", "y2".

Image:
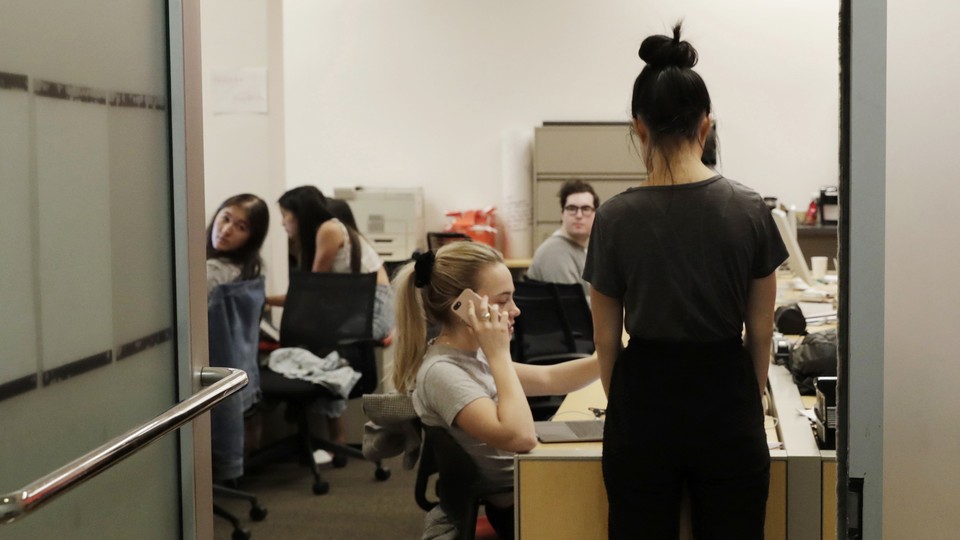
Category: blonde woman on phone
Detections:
[{"x1": 392, "y1": 242, "x2": 598, "y2": 539}]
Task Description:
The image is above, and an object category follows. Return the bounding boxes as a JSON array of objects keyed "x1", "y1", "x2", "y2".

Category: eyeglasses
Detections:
[{"x1": 563, "y1": 205, "x2": 596, "y2": 216}]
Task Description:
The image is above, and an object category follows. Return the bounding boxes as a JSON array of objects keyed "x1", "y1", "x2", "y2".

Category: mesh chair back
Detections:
[
  {"x1": 280, "y1": 271, "x2": 378, "y2": 395},
  {"x1": 512, "y1": 280, "x2": 576, "y2": 362},
  {"x1": 427, "y1": 231, "x2": 472, "y2": 252},
  {"x1": 417, "y1": 425, "x2": 511, "y2": 539},
  {"x1": 551, "y1": 282, "x2": 594, "y2": 354}
]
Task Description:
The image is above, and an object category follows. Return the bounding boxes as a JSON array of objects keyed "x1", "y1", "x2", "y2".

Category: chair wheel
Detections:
[
  {"x1": 232, "y1": 528, "x2": 252, "y2": 540},
  {"x1": 375, "y1": 467, "x2": 391, "y2": 481},
  {"x1": 249, "y1": 505, "x2": 268, "y2": 521},
  {"x1": 332, "y1": 454, "x2": 349, "y2": 468},
  {"x1": 313, "y1": 481, "x2": 330, "y2": 495}
]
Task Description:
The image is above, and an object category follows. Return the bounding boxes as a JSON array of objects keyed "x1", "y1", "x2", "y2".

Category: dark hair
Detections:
[
  {"x1": 325, "y1": 197, "x2": 365, "y2": 272},
  {"x1": 558, "y1": 179, "x2": 600, "y2": 210},
  {"x1": 326, "y1": 198, "x2": 359, "y2": 231},
  {"x1": 631, "y1": 22, "x2": 712, "y2": 174},
  {"x1": 278, "y1": 186, "x2": 334, "y2": 271},
  {"x1": 205, "y1": 194, "x2": 270, "y2": 280},
  {"x1": 701, "y1": 120, "x2": 719, "y2": 167}
]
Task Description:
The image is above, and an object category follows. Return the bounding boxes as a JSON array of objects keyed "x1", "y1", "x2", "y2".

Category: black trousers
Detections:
[{"x1": 602, "y1": 339, "x2": 769, "y2": 540}]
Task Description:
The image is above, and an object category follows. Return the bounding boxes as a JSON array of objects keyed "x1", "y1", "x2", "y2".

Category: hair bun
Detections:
[{"x1": 638, "y1": 23, "x2": 698, "y2": 70}]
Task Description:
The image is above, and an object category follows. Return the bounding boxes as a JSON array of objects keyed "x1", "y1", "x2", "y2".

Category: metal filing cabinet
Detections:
[{"x1": 533, "y1": 123, "x2": 647, "y2": 246}]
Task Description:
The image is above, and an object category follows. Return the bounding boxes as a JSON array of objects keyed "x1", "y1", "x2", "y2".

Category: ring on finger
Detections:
[{"x1": 481, "y1": 311, "x2": 492, "y2": 320}]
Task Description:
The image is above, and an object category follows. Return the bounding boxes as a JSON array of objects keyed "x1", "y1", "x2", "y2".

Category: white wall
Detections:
[
  {"x1": 283, "y1": 0, "x2": 839, "y2": 238},
  {"x1": 883, "y1": 1, "x2": 960, "y2": 535},
  {"x1": 201, "y1": 0, "x2": 288, "y2": 301}
]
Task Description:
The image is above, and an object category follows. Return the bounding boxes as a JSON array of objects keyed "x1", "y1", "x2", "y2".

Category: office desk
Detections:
[
  {"x1": 505, "y1": 258, "x2": 532, "y2": 270},
  {"x1": 514, "y1": 379, "x2": 794, "y2": 539}
]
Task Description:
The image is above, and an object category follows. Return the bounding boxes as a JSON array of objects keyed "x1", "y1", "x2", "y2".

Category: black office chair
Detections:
[
  {"x1": 512, "y1": 280, "x2": 594, "y2": 420},
  {"x1": 250, "y1": 271, "x2": 390, "y2": 495},
  {"x1": 427, "y1": 231, "x2": 472, "y2": 252},
  {"x1": 383, "y1": 258, "x2": 412, "y2": 281},
  {"x1": 512, "y1": 280, "x2": 594, "y2": 362},
  {"x1": 548, "y1": 281, "x2": 594, "y2": 354},
  {"x1": 208, "y1": 277, "x2": 269, "y2": 540},
  {"x1": 415, "y1": 425, "x2": 513, "y2": 540}
]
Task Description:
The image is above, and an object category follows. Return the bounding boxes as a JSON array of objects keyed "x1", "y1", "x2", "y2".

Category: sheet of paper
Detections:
[
  {"x1": 210, "y1": 67, "x2": 267, "y2": 114},
  {"x1": 797, "y1": 408, "x2": 819, "y2": 423},
  {"x1": 798, "y1": 301, "x2": 837, "y2": 318}
]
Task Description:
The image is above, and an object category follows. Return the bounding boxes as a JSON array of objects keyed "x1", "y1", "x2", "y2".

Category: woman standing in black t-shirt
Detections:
[{"x1": 583, "y1": 24, "x2": 787, "y2": 539}]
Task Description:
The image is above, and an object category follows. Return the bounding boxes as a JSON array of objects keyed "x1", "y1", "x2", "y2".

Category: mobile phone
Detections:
[{"x1": 451, "y1": 288, "x2": 484, "y2": 324}]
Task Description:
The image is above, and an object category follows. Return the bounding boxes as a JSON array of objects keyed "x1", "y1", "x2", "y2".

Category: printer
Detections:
[{"x1": 333, "y1": 186, "x2": 425, "y2": 262}]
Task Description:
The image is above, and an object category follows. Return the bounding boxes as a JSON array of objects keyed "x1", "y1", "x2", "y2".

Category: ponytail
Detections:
[
  {"x1": 391, "y1": 262, "x2": 427, "y2": 393},
  {"x1": 390, "y1": 242, "x2": 504, "y2": 394}
]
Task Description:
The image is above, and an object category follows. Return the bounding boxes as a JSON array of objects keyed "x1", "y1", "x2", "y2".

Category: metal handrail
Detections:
[{"x1": 0, "y1": 366, "x2": 247, "y2": 524}]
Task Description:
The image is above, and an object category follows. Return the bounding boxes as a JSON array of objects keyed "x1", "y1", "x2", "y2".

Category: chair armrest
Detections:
[{"x1": 522, "y1": 352, "x2": 591, "y2": 366}]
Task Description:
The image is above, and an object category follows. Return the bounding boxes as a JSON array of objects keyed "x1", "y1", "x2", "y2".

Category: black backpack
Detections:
[{"x1": 788, "y1": 328, "x2": 838, "y2": 395}]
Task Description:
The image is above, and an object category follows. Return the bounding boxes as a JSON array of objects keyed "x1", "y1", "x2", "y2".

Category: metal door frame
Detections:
[
  {"x1": 839, "y1": 0, "x2": 886, "y2": 537},
  {"x1": 169, "y1": 0, "x2": 211, "y2": 537}
]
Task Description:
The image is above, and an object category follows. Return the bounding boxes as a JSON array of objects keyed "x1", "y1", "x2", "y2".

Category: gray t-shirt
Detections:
[
  {"x1": 583, "y1": 175, "x2": 787, "y2": 342},
  {"x1": 412, "y1": 343, "x2": 514, "y2": 506},
  {"x1": 526, "y1": 228, "x2": 590, "y2": 301},
  {"x1": 206, "y1": 258, "x2": 242, "y2": 295}
]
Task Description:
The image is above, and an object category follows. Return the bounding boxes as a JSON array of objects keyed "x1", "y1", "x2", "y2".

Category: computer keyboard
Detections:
[{"x1": 566, "y1": 420, "x2": 605, "y2": 438}]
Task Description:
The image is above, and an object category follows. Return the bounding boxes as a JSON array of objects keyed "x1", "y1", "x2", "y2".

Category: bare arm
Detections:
[
  {"x1": 265, "y1": 294, "x2": 285, "y2": 307},
  {"x1": 514, "y1": 354, "x2": 599, "y2": 397},
  {"x1": 453, "y1": 300, "x2": 537, "y2": 453},
  {"x1": 590, "y1": 286, "x2": 623, "y2": 398},
  {"x1": 311, "y1": 221, "x2": 343, "y2": 273},
  {"x1": 743, "y1": 271, "x2": 778, "y2": 396}
]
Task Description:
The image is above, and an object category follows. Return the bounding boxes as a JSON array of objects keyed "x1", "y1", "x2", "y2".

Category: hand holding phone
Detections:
[{"x1": 451, "y1": 288, "x2": 510, "y2": 359}]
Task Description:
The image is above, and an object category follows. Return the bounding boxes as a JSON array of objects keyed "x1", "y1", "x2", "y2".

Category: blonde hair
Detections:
[{"x1": 391, "y1": 242, "x2": 504, "y2": 393}]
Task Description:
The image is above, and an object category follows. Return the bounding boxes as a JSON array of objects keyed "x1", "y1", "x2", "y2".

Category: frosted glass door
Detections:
[{"x1": 0, "y1": 1, "x2": 192, "y2": 538}]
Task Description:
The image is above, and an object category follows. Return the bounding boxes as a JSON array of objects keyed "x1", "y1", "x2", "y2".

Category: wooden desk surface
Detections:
[{"x1": 505, "y1": 258, "x2": 532, "y2": 269}]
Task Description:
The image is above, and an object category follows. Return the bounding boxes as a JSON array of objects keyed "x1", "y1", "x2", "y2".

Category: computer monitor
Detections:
[{"x1": 771, "y1": 208, "x2": 814, "y2": 286}]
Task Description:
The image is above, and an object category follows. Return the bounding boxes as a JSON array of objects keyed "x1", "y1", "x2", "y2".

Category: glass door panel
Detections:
[{"x1": 0, "y1": 0, "x2": 191, "y2": 537}]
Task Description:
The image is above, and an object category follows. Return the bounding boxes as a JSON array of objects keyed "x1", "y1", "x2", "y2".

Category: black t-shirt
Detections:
[{"x1": 582, "y1": 175, "x2": 787, "y2": 342}]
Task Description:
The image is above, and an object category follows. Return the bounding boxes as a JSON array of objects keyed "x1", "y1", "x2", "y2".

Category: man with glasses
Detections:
[{"x1": 527, "y1": 179, "x2": 599, "y2": 301}]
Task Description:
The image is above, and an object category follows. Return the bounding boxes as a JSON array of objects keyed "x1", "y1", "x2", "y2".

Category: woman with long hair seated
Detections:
[
  {"x1": 266, "y1": 185, "x2": 394, "y2": 341},
  {"x1": 205, "y1": 194, "x2": 270, "y2": 478},
  {"x1": 206, "y1": 193, "x2": 270, "y2": 292},
  {"x1": 392, "y1": 241, "x2": 598, "y2": 539}
]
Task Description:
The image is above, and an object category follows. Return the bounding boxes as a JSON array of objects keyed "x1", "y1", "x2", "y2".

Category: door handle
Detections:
[{"x1": 0, "y1": 366, "x2": 247, "y2": 524}]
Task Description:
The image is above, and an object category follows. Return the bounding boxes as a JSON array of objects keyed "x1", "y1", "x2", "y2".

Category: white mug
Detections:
[{"x1": 811, "y1": 256, "x2": 829, "y2": 279}]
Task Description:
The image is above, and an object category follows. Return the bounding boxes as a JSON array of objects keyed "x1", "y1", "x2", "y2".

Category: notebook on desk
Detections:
[{"x1": 534, "y1": 420, "x2": 605, "y2": 443}]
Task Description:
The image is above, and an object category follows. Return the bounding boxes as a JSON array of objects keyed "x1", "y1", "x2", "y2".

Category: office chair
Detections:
[
  {"x1": 251, "y1": 271, "x2": 391, "y2": 495},
  {"x1": 426, "y1": 231, "x2": 472, "y2": 252},
  {"x1": 512, "y1": 280, "x2": 594, "y2": 362},
  {"x1": 547, "y1": 281, "x2": 594, "y2": 354},
  {"x1": 383, "y1": 258, "x2": 412, "y2": 281},
  {"x1": 511, "y1": 280, "x2": 593, "y2": 420},
  {"x1": 208, "y1": 277, "x2": 269, "y2": 540},
  {"x1": 415, "y1": 425, "x2": 513, "y2": 540}
]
